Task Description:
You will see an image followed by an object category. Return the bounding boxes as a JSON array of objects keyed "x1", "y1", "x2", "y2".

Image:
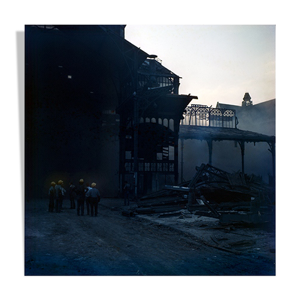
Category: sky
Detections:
[{"x1": 125, "y1": 25, "x2": 275, "y2": 107}]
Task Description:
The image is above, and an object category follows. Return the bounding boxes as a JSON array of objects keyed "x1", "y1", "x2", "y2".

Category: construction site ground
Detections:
[{"x1": 25, "y1": 197, "x2": 275, "y2": 276}]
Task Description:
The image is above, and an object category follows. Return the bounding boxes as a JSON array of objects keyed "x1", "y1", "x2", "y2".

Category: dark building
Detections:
[
  {"x1": 118, "y1": 55, "x2": 196, "y2": 195},
  {"x1": 25, "y1": 25, "x2": 195, "y2": 199}
]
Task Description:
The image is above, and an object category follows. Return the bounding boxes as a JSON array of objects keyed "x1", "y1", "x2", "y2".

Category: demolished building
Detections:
[
  {"x1": 25, "y1": 25, "x2": 275, "y2": 202},
  {"x1": 127, "y1": 162, "x2": 275, "y2": 227},
  {"x1": 25, "y1": 25, "x2": 196, "y2": 199}
]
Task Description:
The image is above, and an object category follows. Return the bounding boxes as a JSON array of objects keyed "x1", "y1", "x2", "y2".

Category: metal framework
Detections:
[
  {"x1": 118, "y1": 57, "x2": 196, "y2": 196},
  {"x1": 179, "y1": 125, "x2": 275, "y2": 184},
  {"x1": 181, "y1": 104, "x2": 237, "y2": 128}
]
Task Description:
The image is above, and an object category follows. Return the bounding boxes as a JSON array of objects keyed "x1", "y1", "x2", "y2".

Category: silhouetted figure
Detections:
[
  {"x1": 76, "y1": 179, "x2": 85, "y2": 216},
  {"x1": 85, "y1": 182, "x2": 101, "y2": 217},
  {"x1": 69, "y1": 182, "x2": 76, "y2": 209},
  {"x1": 48, "y1": 181, "x2": 56, "y2": 212},
  {"x1": 55, "y1": 180, "x2": 66, "y2": 212},
  {"x1": 85, "y1": 183, "x2": 92, "y2": 215}
]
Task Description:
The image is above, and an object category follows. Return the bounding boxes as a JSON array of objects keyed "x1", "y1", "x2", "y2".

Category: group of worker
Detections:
[{"x1": 48, "y1": 178, "x2": 101, "y2": 216}]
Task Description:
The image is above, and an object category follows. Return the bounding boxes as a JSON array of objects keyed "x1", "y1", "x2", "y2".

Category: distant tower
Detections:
[{"x1": 242, "y1": 92, "x2": 253, "y2": 107}]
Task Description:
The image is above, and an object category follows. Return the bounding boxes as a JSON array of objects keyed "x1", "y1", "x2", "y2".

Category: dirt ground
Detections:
[{"x1": 25, "y1": 198, "x2": 275, "y2": 276}]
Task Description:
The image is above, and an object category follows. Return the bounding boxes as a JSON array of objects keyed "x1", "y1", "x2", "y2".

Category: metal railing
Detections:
[{"x1": 181, "y1": 104, "x2": 237, "y2": 128}]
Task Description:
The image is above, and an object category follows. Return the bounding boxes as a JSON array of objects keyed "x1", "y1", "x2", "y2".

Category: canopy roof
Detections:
[{"x1": 179, "y1": 125, "x2": 275, "y2": 144}]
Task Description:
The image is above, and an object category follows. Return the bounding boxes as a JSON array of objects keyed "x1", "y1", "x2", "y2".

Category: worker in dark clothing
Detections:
[
  {"x1": 48, "y1": 181, "x2": 56, "y2": 212},
  {"x1": 123, "y1": 181, "x2": 130, "y2": 206},
  {"x1": 69, "y1": 182, "x2": 76, "y2": 209},
  {"x1": 85, "y1": 183, "x2": 92, "y2": 215},
  {"x1": 76, "y1": 179, "x2": 85, "y2": 216},
  {"x1": 55, "y1": 180, "x2": 66, "y2": 213},
  {"x1": 85, "y1": 182, "x2": 101, "y2": 217}
]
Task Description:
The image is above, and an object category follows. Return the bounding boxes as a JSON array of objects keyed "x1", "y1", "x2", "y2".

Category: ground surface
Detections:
[{"x1": 25, "y1": 198, "x2": 275, "y2": 276}]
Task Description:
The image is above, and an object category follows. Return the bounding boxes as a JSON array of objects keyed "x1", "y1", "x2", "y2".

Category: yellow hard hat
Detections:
[
  {"x1": 79, "y1": 179, "x2": 84, "y2": 183},
  {"x1": 91, "y1": 182, "x2": 96, "y2": 188},
  {"x1": 58, "y1": 180, "x2": 63, "y2": 185},
  {"x1": 51, "y1": 182, "x2": 56, "y2": 186}
]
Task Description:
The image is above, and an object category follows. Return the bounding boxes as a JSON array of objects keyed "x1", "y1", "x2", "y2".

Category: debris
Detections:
[
  {"x1": 185, "y1": 163, "x2": 272, "y2": 204},
  {"x1": 158, "y1": 211, "x2": 182, "y2": 218},
  {"x1": 126, "y1": 163, "x2": 274, "y2": 228},
  {"x1": 164, "y1": 185, "x2": 190, "y2": 192},
  {"x1": 199, "y1": 195, "x2": 220, "y2": 218}
]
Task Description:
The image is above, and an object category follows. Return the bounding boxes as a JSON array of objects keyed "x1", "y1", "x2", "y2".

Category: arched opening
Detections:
[
  {"x1": 169, "y1": 119, "x2": 174, "y2": 131},
  {"x1": 163, "y1": 118, "x2": 168, "y2": 128}
]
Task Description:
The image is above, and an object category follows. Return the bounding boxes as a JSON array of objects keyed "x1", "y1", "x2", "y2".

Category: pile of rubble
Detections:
[{"x1": 126, "y1": 164, "x2": 275, "y2": 226}]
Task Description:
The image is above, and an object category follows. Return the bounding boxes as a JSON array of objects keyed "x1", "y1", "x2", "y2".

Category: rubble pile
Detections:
[{"x1": 126, "y1": 164, "x2": 275, "y2": 226}]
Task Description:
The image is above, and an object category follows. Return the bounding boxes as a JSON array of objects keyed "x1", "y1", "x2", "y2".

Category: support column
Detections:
[
  {"x1": 180, "y1": 138, "x2": 184, "y2": 183},
  {"x1": 268, "y1": 142, "x2": 276, "y2": 186},
  {"x1": 268, "y1": 141, "x2": 276, "y2": 222},
  {"x1": 238, "y1": 141, "x2": 245, "y2": 174},
  {"x1": 174, "y1": 125, "x2": 179, "y2": 185},
  {"x1": 207, "y1": 139, "x2": 213, "y2": 165},
  {"x1": 174, "y1": 142, "x2": 179, "y2": 185}
]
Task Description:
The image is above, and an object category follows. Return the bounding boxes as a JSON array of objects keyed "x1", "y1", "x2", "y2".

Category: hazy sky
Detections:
[{"x1": 125, "y1": 25, "x2": 275, "y2": 107}]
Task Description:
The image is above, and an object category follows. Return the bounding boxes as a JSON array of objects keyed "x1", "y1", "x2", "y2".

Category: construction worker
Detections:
[
  {"x1": 85, "y1": 182, "x2": 101, "y2": 217},
  {"x1": 85, "y1": 183, "x2": 92, "y2": 215},
  {"x1": 55, "y1": 180, "x2": 66, "y2": 213},
  {"x1": 48, "y1": 182, "x2": 56, "y2": 212},
  {"x1": 69, "y1": 182, "x2": 76, "y2": 209},
  {"x1": 76, "y1": 179, "x2": 85, "y2": 216}
]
